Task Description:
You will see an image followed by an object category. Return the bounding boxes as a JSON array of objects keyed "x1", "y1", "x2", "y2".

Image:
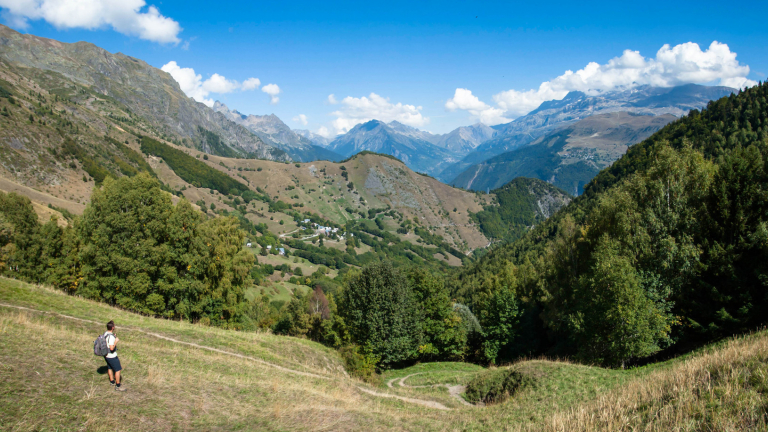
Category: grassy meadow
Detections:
[{"x1": 1, "y1": 277, "x2": 766, "y2": 431}]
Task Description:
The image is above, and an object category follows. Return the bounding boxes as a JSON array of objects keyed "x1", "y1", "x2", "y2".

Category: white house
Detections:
[
  {"x1": 266, "y1": 245, "x2": 272, "y2": 250},
  {"x1": 246, "y1": 242, "x2": 252, "y2": 247},
  {"x1": 278, "y1": 248, "x2": 285, "y2": 255}
]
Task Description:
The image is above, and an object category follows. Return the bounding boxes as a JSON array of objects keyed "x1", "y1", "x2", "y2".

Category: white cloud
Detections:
[
  {"x1": 445, "y1": 88, "x2": 511, "y2": 125},
  {"x1": 0, "y1": 0, "x2": 182, "y2": 44},
  {"x1": 241, "y1": 77, "x2": 261, "y2": 91},
  {"x1": 450, "y1": 41, "x2": 757, "y2": 123},
  {"x1": 262, "y1": 83, "x2": 281, "y2": 104},
  {"x1": 316, "y1": 126, "x2": 331, "y2": 138},
  {"x1": 202, "y1": 73, "x2": 240, "y2": 94},
  {"x1": 161, "y1": 61, "x2": 261, "y2": 107},
  {"x1": 293, "y1": 114, "x2": 308, "y2": 126},
  {"x1": 327, "y1": 94, "x2": 338, "y2": 104},
  {"x1": 329, "y1": 92, "x2": 428, "y2": 134}
]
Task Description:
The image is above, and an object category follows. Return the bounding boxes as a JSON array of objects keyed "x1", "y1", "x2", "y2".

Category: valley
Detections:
[{"x1": 0, "y1": 17, "x2": 765, "y2": 432}]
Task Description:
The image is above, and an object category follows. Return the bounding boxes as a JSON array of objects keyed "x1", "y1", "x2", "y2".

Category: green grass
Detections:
[
  {"x1": 248, "y1": 282, "x2": 310, "y2": 303},
  {"x1": 381, "y1": 361, "x2": 484, "y2": 387},
  {"x1": 1, "y1": 277, "x2": 766, "y2": 431}
]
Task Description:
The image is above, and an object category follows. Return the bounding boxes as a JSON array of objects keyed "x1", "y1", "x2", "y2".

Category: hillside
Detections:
[
  {"x1": 0, "y1": 24, "x2": 287, "y2": 161},
  {"x1": 470, "y1": 177, "x2": 572, "y2": 244},
  {"x1": 148, "y1": 148, "x2": 491, "y2": 253},
  {"x1": 437, "y1": 84, "x2": 736, "y2": 183},
  {"x1": 450, "y1": 82, "x2": 768, "y2": 367},
  {"x1": 1, "y1": 278, "x2": 766, "y2": 431},
  {"x1": 0, "y1": 26, "x2": 493, "y2": 265},
  {"x1": 452, "y1": 112, "x2": 676, "y2": 194}
]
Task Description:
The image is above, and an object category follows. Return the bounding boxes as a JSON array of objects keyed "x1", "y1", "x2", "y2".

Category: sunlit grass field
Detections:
[{"x1": 1, "y1": 277, "x2": 765, "y2": 431}]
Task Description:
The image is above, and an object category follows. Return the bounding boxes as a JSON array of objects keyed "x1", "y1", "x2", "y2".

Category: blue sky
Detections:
[{"x1": 2, "y1": 0, "x2": 766, "y2": 135}]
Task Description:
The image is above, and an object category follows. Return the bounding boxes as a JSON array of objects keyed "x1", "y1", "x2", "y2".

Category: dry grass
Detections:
[{"x1": 530, "y1": 332, "x2": 768, "y2": 431}]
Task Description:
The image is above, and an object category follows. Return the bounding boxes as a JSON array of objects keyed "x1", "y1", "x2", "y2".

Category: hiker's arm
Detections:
[{"x1": 109, "y1": 337, "x2": 118, "y2": 350}]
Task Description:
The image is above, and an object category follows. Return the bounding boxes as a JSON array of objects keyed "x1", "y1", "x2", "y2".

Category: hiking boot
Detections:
[
  {"x1": 110, "y1": 381, "x2": 116, "y2": 386},
  {"x1": 115, "y1": 386, "x2": 126, "y2": 392}
]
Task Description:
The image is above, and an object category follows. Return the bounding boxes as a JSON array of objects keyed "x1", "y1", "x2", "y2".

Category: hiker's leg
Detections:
[
  {"x1": 115, "y1": 370, "x2": 121, "y2": 385},
  {"x1": 107, "y1": 367, "x2": 114, "y2": 382}
]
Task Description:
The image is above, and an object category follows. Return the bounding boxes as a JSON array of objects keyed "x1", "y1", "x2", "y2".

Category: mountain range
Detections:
[
  {"x1": 0, "y1": 22, "x2": 737, "y2": 203},
  {"x1": 327, "y1": 120, "x2": 462, "y2": 176},
  {"x1": 436, "y1": 84, "x2": 736, "y2": 183},
  {"x1": 213, "y1": 102, "x2": 343, "y2": 162},
  {"x1": 451, "y1": 112, "x2": 678, "y2": 194}
]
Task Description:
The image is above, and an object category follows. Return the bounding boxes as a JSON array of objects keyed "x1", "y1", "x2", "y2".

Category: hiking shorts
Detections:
[{"x1": 105, "y1": 356, "x2": 122, "y2": 372}]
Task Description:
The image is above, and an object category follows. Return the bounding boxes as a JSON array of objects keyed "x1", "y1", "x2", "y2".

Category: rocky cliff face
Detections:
[{"x1": 0, "y1": 24, "x2": 286, "y2": 161}]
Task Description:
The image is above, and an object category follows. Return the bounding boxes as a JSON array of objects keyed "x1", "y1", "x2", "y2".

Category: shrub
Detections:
[
  {"x1": 464, "y1": 369, "x2": 536, "y2": 404},
  {"x1": 339, "y1": 345, "x2": 380, "y2": 384}
]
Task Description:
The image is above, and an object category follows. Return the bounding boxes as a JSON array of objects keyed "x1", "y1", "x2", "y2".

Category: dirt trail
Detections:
[
  {"x1": 356, "y1": 386, "x2": 449, "y2": 410},
  {"x1": 387, "y1": 373, "x2": 473, "y2": 407},
  {"x1": 0, "y1": 302, "x2": 326, "y2": 379},
  {"x1": 0, "y1": 301, "x2": 455, "y2": 410}
]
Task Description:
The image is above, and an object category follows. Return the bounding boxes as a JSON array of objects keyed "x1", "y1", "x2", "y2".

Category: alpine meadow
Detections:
[{"x1": 0, "y1": 3, "x2": 767, "y2": 431}]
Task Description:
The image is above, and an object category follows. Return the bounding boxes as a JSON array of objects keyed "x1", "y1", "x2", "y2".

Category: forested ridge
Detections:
[
  {"x1": 449, "y1": 82, "x2": 768, "y2": 366},
  {"x1": 470, "y1": 177, "x2": 571, "y2": 243}
]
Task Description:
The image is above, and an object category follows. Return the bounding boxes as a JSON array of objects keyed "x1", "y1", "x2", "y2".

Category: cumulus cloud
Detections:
[
  {"x1": 445, "y1": 88, "x2": 511, "y2": 125},
  {"x1": 316, "y1": 126, "x2": 331, "y2": 138},
  {"x1": 0, "y1": 0, "x2": 182, "y2": 44},
  {"x1": 449, "y1": 41, "x2": 757, "y2": 124},
  {"x1": 201, "y1": 73, "x2": 240, "y2": 94},
  {"x1": 161, "y1": 61, "x2": 261, "y2": 107},
  {"x1": 241, "y1": 77, "x2": 261, "y2": 91},
  {"x1": 293, "y1": 114, "x2": 308, "y2": 126},
  {"x1": 262, "y1": 83, "x2": 281, "y2": 104},
  {"x1": 327, "y1": 94, "x2": 338, "y2": 104},
  {"x1": 329, "y1": 93, "x2": 428, "y2": 134}
]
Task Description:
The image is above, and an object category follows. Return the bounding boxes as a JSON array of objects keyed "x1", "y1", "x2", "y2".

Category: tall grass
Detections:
[{"x1": 535, "y1": 332, "x2": 768, "y2": 431}]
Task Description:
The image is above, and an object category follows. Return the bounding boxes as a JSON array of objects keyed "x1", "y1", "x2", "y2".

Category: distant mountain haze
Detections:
[
  {"x1": 437, "y1": 84, "x2": 736, "y2": 183},
  {"x1": 205, "y1": 83, "x2": 733, "y2": 179},
  {"x1": 328, "y1": 120, "x2": 462, "y2": 176},
  {"x1": 213, "y1": 102, "x2": 343, "y2": 162},
  {"x1": 294, "y1": 129, "x2": 332, "y2": 148},
  {"x1": 451, "y1": 112, "x2": 678, "y2": 195}
]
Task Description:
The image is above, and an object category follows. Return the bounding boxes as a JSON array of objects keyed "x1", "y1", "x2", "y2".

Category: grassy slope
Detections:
[{"x1": 1, "y1": 278, "x2": 766, "y2": 431}]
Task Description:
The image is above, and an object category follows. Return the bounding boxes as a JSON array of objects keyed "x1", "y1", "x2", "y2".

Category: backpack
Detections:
[{"x1": 93, "y1": 333, "x2": 111, "y2": 356}]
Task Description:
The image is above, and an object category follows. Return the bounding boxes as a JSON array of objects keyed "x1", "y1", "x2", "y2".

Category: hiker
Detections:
[{"x1": 104, "y1": 320, "x2": 126, "y2": 391}]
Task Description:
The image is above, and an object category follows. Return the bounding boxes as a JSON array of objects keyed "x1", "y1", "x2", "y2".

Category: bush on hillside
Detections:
[
  {"x1": 464, "y1": 368, "x2": 536, "y2": 404},
  {"x1": 339, "y1": 345, "x2": 380, "y2": 385}
]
